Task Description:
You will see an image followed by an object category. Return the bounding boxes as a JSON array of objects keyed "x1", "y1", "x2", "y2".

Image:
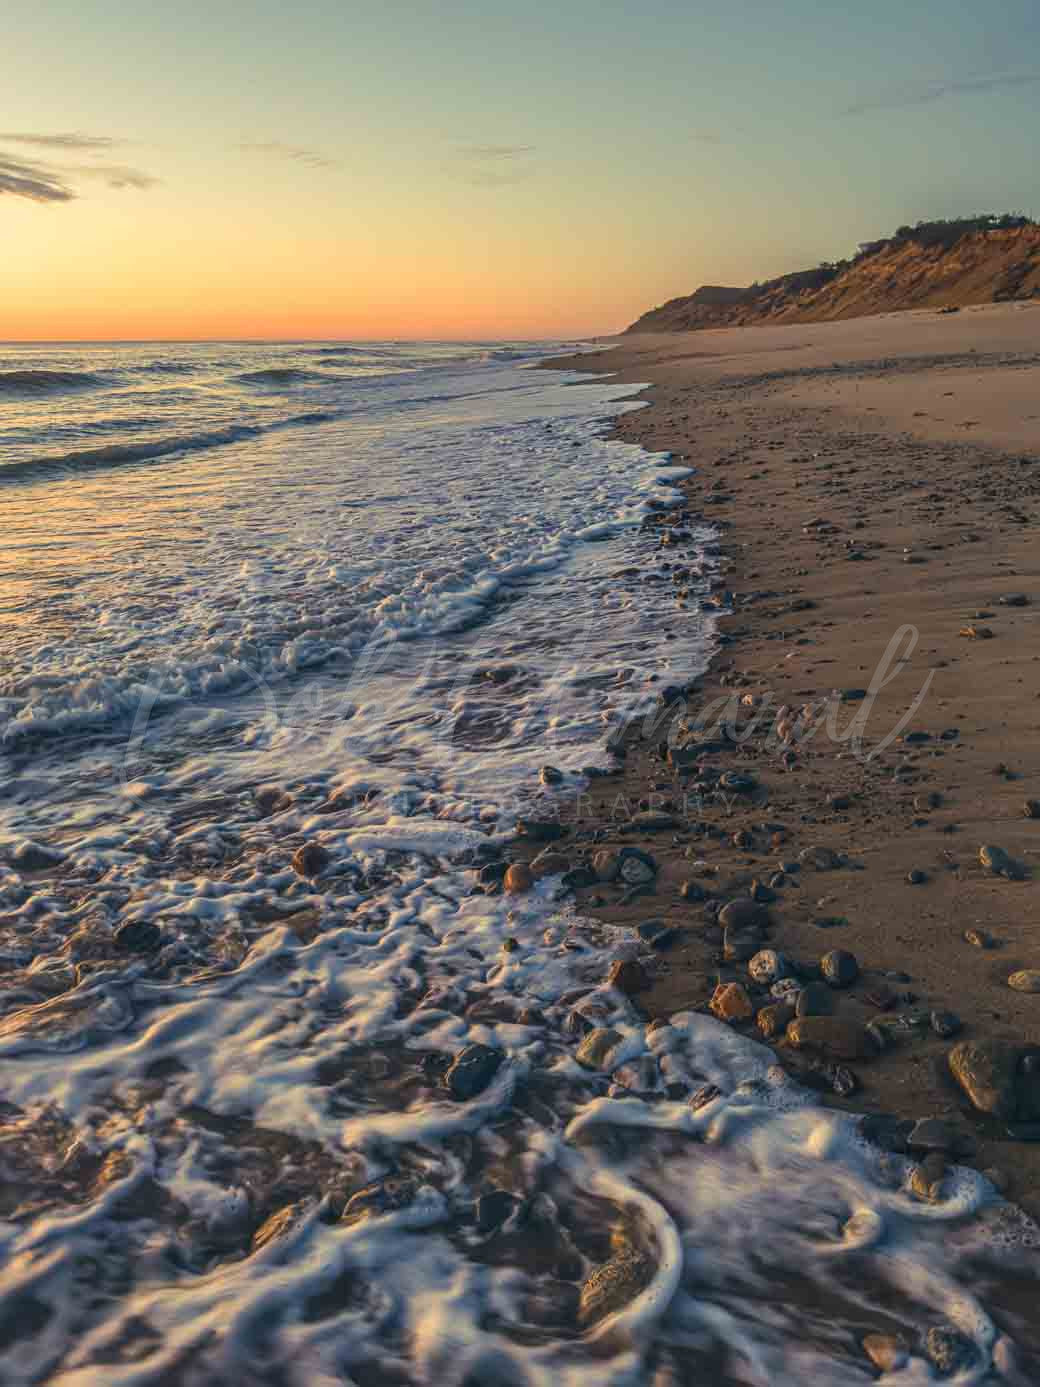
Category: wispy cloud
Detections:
[
  {"x1": 451, "y1": 143, "x2": 536, "y2": 187},
  {"x1": 0, "y1": 154, "x2": 74, "y2": 203},
  {"x1": 0, "y1": 131, "x2": 123, "y2": 151},
  {"x1": 0, "y1": 132, "x2": 158, "y2": 204},
  {"x1": 843, "y1": 70, "x2": 1040, "y2": 116},
  {"x1": 237, "y1": 140, "x2": 337, "y2": 169}
]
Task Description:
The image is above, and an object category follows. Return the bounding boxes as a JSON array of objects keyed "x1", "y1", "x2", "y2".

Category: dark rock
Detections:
[
  {"x1": 1025, "y1": 799, "x2": 1040, "y2": 820},
  {"x1": 860, "y1": 1114, "x2": 914, "y2": 1154},
  {"x1": 539, "y1": 765, "x2": 564, "y2": 786},
  {"x1": 636, "y1": 920, "x2": 677, "y2": 950},
  {"x1": 618, "y1": 847, "x2": 657, "y2": 884},
  {"x1": 517, "y1": 818, "x2": 566, "y2": 843},
  {"x1": 820, "y1": 949, "x2": 859, "y2": 987},
  {"x1": 948, "y1": 1039, "x2": 1018, "y2": 1120},
  {"x1": 607, "y1": 959, "x2": 650, "y2": 995},
  {"x1": 628, "y1": 811, "x2": 680, "y2": 831},
  {"x1": 444, "y1": 1044, "x2": 502, "y2": 1100},
  {"x1": 906, "y1": 868, "x2": 927, "y2": 885},
  {"x1": 479, "y1": 860, "x2": 508, "y2": 885},
  {"x1": 476, "y1": 1189, "x2": 519, "y2": 1233},
  {"x1": 292, "y1": 842, "x2": 331, "y2": 877},
  {"x1": 679, "y1": 880, "x2": 707, "y2": 902},
  {"x1": 907, "y1": 1118, "x2": 962, "y2": 1154},
  {"x1": 757, "y1": 1001, "x2": 796, "y2": 1038},
  {"x1": 114, "y1": 918, "x2": 162, "y2": 954},
  {"x1": 911, "y1": 1152, "x2": 948, "y2": 1202},
  {"x1": 786, "y1": 1016, "x2": 877, "y2": 1061},
  {"x1": 11, "y1": 841, "x2": 65, "y2": 872},
  {"x1": 718, "y1": 897, "x2": 770, "y2": 932},
  {"x1": 579, "y1": 1243, "x2": 652, "y2": 1326},
  {"x1": 343, "y1": 1177, "x2": 418, "y2": 1221},
  {"x1": 931, "y1": 1010, "x2": 961, "y2": 1038},
  {"x1": 561, "y1": 865, "x2": 598, "y2": 890},
  {"x1": 576, "y1": 1028, "x2": 624, "y2": 1071},
  {"x1": 925, "y1": 1325, "x2": 974, "y2": 1375},
  {"x1": 796, "y1": 981, "x2": 834, "y2": 1017}
]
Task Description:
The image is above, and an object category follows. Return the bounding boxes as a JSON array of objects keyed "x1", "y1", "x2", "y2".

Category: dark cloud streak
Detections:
[
  {"x1": 238, "y1": 141, "x2": 337, "y2": 169},
  {"x1": 0, "y1": 155, "x2": 75, "y2": 203},
  {"x1": 843, "y1": 70, "x2": 1040, "y2": 116},
  {"x1": 0, "y1": 131, "x2": 123, "y2": 151}
]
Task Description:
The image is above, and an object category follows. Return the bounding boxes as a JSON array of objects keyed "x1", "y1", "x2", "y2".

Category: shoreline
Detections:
[{"x1": 539, "y1": 303, "x2": 1040, "y2": 1217}]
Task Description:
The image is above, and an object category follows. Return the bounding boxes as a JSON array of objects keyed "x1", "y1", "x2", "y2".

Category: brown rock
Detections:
[
  {"x1": 504, "y1": 863, "x2": 534, "y2": 893},
  {"x1": 576, "y1": 1028, "x2": 625, "y2": 1071},
  {"x1": 862, "y1": 1334, "x2": 908, "y2": 1372},
  {"x1": 710, "y1": 982, "x2": 754, "y2": 1023},
  {"x1": 910, "y1": 1152, "x2": 947, "y2": 1203},
  {"x1": 579, "y1": 1243, "x2": 652, "y2": 1325},
  {"x1": 786, "y1": 1016, "x2": 877, "y2": 1061},
  {"x1": 592, "y1": 850, "x2": 621, "y2": 883},
  {"x1": 530, "y1": 851, "x2": 570, "y2": 879},
  {"x1": 948, "y1": 1039, "x2": 1018, "y2": 1120},
  {"x1": 1008, "y1": 969, "x2": 1040, "y2": 993},
  {"x1": 718, "y1": 897, "x2": 770, "y2": 931},
  {"x1": 292, "y1": 842, "x2": 330, "y2": 877},
  {"x1": 608, "y1": 959, "x2": 650, "y2": 995},
  {"x1": 757, "y1": 1001, "x2": 796, "y2": 1039}
]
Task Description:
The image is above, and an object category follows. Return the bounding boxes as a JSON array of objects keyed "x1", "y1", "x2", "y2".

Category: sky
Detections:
[{"x1": 3, "y1": 0, "x2": 1039, "y2": 339}]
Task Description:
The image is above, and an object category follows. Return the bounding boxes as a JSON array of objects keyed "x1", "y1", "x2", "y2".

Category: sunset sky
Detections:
[{"x1": 5, "y1": 0, "x2": 1039, "y2": 340}]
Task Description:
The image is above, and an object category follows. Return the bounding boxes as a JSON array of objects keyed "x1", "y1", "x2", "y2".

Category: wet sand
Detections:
[{"x1": 543, "y1": 301, "x2": 1040, "y2": 1216}]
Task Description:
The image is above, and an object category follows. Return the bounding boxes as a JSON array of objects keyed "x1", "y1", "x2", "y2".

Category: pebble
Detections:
[
  {"x1": 504, "y1": 864, "x2": 534, "y2": 894},
  {"x1": 636, "y1": 920, "x2": 677, "y2": 950},
  {"x1": 979, "y1": 843, "x2": 1022, "y2": 879},
  {"x1": 795, "y1": 981, "x2": 834, "y2": 1017},
  {"x1": 931, "y1": 1009, "x2": 962, "y2": 1038},
  {"x1": 578, "y1": 1243, "x2": 652, "y2": 1326},
  {"x1": 757, "y1": 1001, "x2": 796, "y2": 1038},
  {"x1": 748, "y1": 949, "x2": 788, "y2": 984},
  {"x1": 906, "y1": 868, "x2": 927, "y2": 885},
  {"x1": 964, "y1": 927, "x2": 996, "y2": 949},
  {"x1": 539, "y1": 765, "x2": 564, "y2": 786},
  {"x1": 292, "y1": 842, "x2": 330, "y2": 877},
  {"x1": 862, "y1": 1334, "x2": 907, "y2": 1372},
  {"x1": 1025, "y1": 799, "x2": 1040, "y2": 820},
  {"x1": 786, "y1": 1016, "x2": 877, "y2": 1061},
  {"x1": 1008, "y1": 970, "x2": 1040, "y2": 993},
  {"x1": 629, "y1": 811, "x2": 681, "y2": 831},
  {"x1": 679, "y1": 879, "x2": 707, "y2": 901},
  {"x1": 607, "y1": 959, "x2": 650, "y2": 995},
  {"x1": 576, "y1": 1028, "x2": 624, "y2": 1071},
  {"x1": 114, "y1": 918, "x2": 162, "y2": 954},
  {"x1": 444, "y1": 1044, "x2": 502, "y2": 1100},
  {"x1": 618, "y1": 848, "x2": 657, "y2": 884},
  {"x1": 11, "y1": 841, "x2": 65, "y2": 872},
  {"x1": 910, "y1": 1152, "x2": 948, "y2": 1203},
  {"x1": 925, "y1": 1325, "x2": 974, "y2": 1375},
  {"x1": 771, "y1": 978, "x2": 803, "y2": 1002},
  {"x1": 718, "y1": 897, "x2": 770, "y2": 931},
  {"x1": 476, "y1": 1190, "x2": 519, "y2": 1233},
  {"x1": 593, "y1": 850, "x2": 621, "y2": 882},
  {"x1": 710, "y1": 981, "x2": 754, "y2": 1022},
  {"x1": 530, "y1": 851, "x2": 570, "y2": 879},
  {"x1": 724, "y1": 925, "x2": 763, "y2": 962},
  {"x1": 799, "y1": 845, "x2": 840, "y2": 870},
  {"x1": 1000, "y1": 593, "x2": 1029, "y2": 606},
  {"x1": 948, "y1": 1039, "x2": 1019, "y2": 1120},
  {"x1": 517, "y1": 818, "x2": 566, "y2": 843},
  {"x1": 820, "y1": 949, "x2": 859, "y2": 987}
]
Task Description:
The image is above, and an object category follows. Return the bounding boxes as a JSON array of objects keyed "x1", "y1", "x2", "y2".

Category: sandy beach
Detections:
[{"x1": 543, "y1": 301, "x2": 1040, "y2": 1216}]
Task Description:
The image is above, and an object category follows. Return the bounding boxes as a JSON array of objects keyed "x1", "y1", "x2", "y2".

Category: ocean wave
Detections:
[
  {"x1": 234, "y1": 367, "x2": 330, "y2": 387},
  {"x1": 0, "y1": 369, "x2": 106, "y2": 397}
]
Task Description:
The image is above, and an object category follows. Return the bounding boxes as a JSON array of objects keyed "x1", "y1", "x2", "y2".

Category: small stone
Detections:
[
  {"x1": 948, "y1": 1039, "x2": 1019, "y2": 1119},
  {"x1": 862, "y1": 1333, "x2": 908, "y2": 1372},
  {"x1": 593, "y1": 850, "x2": 621, "y2": 882},
  {"x1": 724, "y1": 925, "x2": 763, "y2": 962},
  {"x1": 964, "y1": 927, "x2": 996, "y2": 949},
  {"x1": 786, "y1": 1016, "x2": 877, "y2": 1061},
  {"x1": 629, "y1": 811, "x2": 680, "y2": 831},
  {"x1": 578, "y1": 1243, "x2": 652, "y2": 1326},
  {"x1": 748, "y1": 949, "x2": 787, "y2": 984},
  {"x1": 618, "y1": 848, "x2": 657, "y2": 884},
  {"x1": 636, "y1": 920, "x2": 677, "y2": 950},
  {"x1": 799, "y1": 845, "x2": 840, "y2": 870},
  {"x1": 1009, "y1": 970, "x2": 1040, "y2": 993},
  {"x1": 718, "y1": 898, "x2": 770, "y2": 931},
  {"x1": 979, "y1": 843, "x2": 1022, "y2": 879},
  {"x1": 768, "y1": 872, "x2": 786, "y2": 889},
  {"x1": 517, "y1": 818, "x2": 566, "y2": 843},
  {"x1": 907, "y1": 1118, "x2": 961, "y2": 1153},
  {"x1": 576, "y1": 1028, "x2": 624, "y2": 1071},
  {"x1": 444, "y1": 1044, "x2": 502, "y2": 1100},
  {"x1": 530, "y1": 850, "x2": 570, "y2": 879},
  {"x1": 679, "y1": 879, "x2": 707, "y2": 902},
  {"x1": 343, "y1": 1177, "x2": 418, "y2": 1222},
  {"x1": 827, "y1": 1064, "x2": 859, "y2": 1097},
  {"x1": 710, "y1": 982, "x2": 754, "y2": 1023},
  {"x1": 914, "y1": 791, "x2": 942, "y2": 812},
  {"x1": 820, "y1": 949, "x2": 859, "y2": 987},
  {"x1": 771, "y1": 977, "x2": 803, "y2": 1002},
  {"x1": 757, "y1": 1001, "x2": 796, "y2": 1038},
  {"x1": 959, "y1": 624, "x2": 994, "y2": 639},
  {"x1": 292, "y1": 841, "x2": 330, "y2": 877},
  {"x1": 562, "y1": 865, "x2": 598, "y2": 890},
  {"x1": 114, "y1": 918, "x2": 162, "y2": 954},
  {"x1": 539, "y1": 765, "x2": 564, "y2": 786},
  {"x1": 608, "y1": 959, "x2": 650, "y2": 995},
  {"x1": 931, "y1": 1009, "x2": 961, "y2": 1038},
  {"x1": 1025, "y1": 799, "x2": 1040, "y2": 820},
  {"x1": 476, "y1": 1189, "x2": 519, "y2": 1233},
  {"x1": 690, "y1": 1082, "x2": 722, "y2": 1110},
  {"x1": 796, "y1": 981, "x2": 834, "y2": 1017},
  {"x1": 906, "y1": 868, "x2": 927, "y2": 885},
  {"x1": 11, "y1": 841, "x2": 65, "y2": 872},
  {"x1": 718, "y1": 771, "x2": 756, "y2": 794},
  {"x1": 1000, "y1": 593, "x2": 1029, "y2": 606},
  {"x1": 502, "y1": 937, "x2": 519, "y2": 954},
  {"x1": 925, "y1": 1325, "x2": 974, "y2": 1375},
  {"x1": 910, "y1": 1152, "x2": 948, "y2": 1202},
  {"x1": 504, "y1": 863, "x2": 534, "y2": 893}
]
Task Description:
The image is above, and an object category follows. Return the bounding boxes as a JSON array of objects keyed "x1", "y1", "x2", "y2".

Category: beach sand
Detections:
[{"x1": 543, "y1": 301, "x2": 1040, "y2": 1214}]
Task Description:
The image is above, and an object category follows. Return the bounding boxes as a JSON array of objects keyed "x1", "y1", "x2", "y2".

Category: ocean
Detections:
[{"x1": 0, "y1": 342, "x2": 1033, "y2": 1385}]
